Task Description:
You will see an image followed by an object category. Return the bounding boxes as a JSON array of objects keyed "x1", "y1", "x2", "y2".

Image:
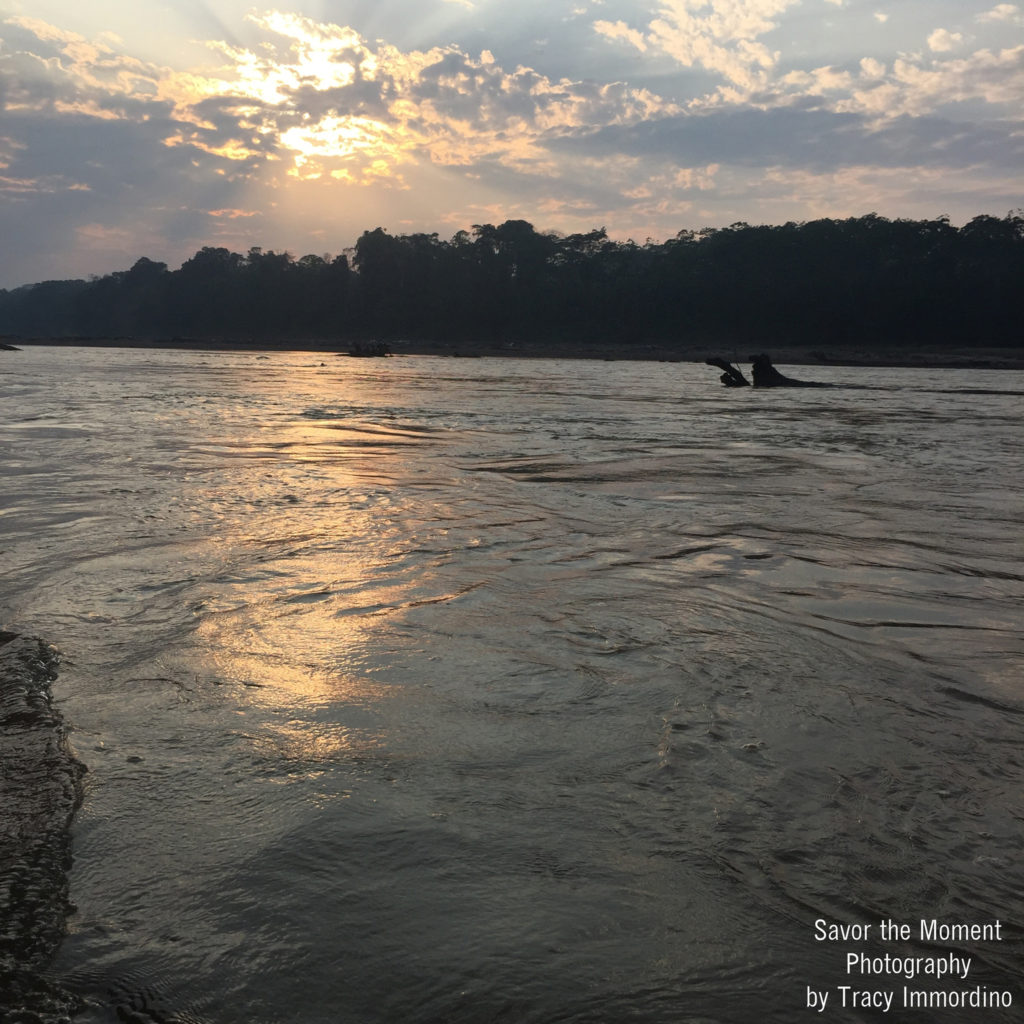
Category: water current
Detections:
[{"x1": 1, "y1": 346, "x2": 1022, "y2": 1023}]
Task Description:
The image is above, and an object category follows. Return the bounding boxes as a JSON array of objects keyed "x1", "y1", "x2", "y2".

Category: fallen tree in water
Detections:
[
  {"x1": 706, "y1": 353, "x2": 831, "y2": 387},
  {"x1": 706, "y1": 357, "x2": 750, "y2": 387}
]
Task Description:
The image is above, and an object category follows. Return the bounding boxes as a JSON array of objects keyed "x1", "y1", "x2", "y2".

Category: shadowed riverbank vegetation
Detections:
[{"x1": 2, "y1": 213, "x2": 1022, "y2": 358}]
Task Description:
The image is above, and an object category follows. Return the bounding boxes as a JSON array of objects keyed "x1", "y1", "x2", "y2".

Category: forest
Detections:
[{"x1": 1, "y1": 212, "x2": 1022, "y2": 353}]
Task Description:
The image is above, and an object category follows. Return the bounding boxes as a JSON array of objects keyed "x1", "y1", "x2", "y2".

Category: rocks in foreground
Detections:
[{"x1": 0, "y1": 632, "x2": 86, "y2": 1022}]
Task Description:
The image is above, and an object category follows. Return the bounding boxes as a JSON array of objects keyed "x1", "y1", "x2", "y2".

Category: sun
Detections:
[
  {"x1": 280, "y1": 115, "x2": 407, "y2": 180},
  {"x1": 176, "y1": 11, "x2": 404, "y2": 181}
]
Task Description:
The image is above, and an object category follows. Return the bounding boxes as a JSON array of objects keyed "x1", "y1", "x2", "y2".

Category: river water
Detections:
[{"x1": 1, "y1": 346, "x2": 1022, "y2": 1022}]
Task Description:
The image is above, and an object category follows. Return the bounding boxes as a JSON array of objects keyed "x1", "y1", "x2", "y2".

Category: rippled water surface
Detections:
[{"x1": 1, "y1": 346, "x2": 1022, "y2": 1022}]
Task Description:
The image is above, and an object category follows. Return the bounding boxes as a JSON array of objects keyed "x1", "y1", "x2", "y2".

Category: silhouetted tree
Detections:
[{"x1": 2, "y1": 212, "x2": 1022, "y2": 351}]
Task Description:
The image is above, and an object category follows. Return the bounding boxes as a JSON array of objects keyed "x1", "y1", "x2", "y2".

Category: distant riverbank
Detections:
[{"x1": 5, "y1": 336, "x2": 1024, "y2": 370}]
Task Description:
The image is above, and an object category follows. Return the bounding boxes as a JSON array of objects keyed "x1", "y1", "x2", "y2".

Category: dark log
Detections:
[
  {"x1": 705, "y1": 357, "x2": 750, "y2": 387},
  {"x1": 707, "y1": 353, "x2": 831, "y2": 388},
  {"x1": 750, "y1": 352, "x2": 806, "y2": 386},
  {"x1": 749, "y1": 353, "x2": 832, "y2": 387}
]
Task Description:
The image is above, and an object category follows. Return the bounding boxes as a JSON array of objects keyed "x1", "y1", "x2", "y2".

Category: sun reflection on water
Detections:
[{"x1": 174, "y1": 364, "x2": 454, "y2": 782}]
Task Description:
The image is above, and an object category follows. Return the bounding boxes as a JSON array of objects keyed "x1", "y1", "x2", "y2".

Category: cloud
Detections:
[
  {"x1": 927, "y1": 28, "x2": 964, "y2": 53},
  {"x1": 977, "y1": 4, "x2": 1020, "y2": 22},
  {"x1": 2, "y1": 10, "x2": 681, "y2": 190},
  {"x1": 593, "y1": 0, "x2": 803, "y2": 92},
  {"x1": 589, "y1": 2, "x2": 1024, "y2": 127},
  {"x1": 836, "y1": 45, "x2": 1024, "y2": 118},
  {"x1": 549, "y1": 104, "x2": 1024, "y2": 178},
  {"x1": 594, "y1": 19, "x2": 649, "y2": 52},
  {"x1": 193, "y1": 11, "x2": 680, "y2": 182},
  {"x1": 859, "y1": 57, "x2": 886, "y2": 80},
  {"x1": 207, "y1": 208, "x2": 261, "y2": 219},
  {"x1": 0, "y1": 8, "x2": 689, "y2": 284},
  {"x1": 1, "y1": 3, "x2": 1023, "y2": 289},
  {"x1": 755, "y1": 159, "x2": 1024, "y2": 225},
  {"x1": 7, "y1": 7, "x2": 1019, "y2": 206},
  {"x1": 542, "y1": 107, "x2": 1024, "y2": 234}
]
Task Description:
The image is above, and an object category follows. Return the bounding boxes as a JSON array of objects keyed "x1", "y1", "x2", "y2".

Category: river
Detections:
[{"x1": 1, "y1": 346, "x2": 1021, "y2": 1022}]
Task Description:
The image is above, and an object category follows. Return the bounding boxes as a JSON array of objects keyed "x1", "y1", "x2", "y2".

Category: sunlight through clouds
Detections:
[
  {"x1": 281, "y1": 116, "x2": 408, "y2": 181},
  {"x1": 213, "y1": 12, "x2": 366, "y2": 102},
  {"x1": 126, "y1": 9, "x2": 679, "y2": 185},
  {"x1": 0, "y1": 0, "x2": 1022, "y2": 286}
]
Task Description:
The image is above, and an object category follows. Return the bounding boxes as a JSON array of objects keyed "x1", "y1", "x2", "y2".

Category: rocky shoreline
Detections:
[{"x1": 0, "y1": 632, "x2": 86, "y2": 1023}]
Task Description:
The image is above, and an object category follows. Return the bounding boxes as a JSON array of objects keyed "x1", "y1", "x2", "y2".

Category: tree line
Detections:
[{"x1": 1, "y1": 212, "x2": 1022, "y2": 351}]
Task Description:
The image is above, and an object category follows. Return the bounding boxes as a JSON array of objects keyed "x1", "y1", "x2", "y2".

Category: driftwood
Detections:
[
  {"x1": 706, "y1": 357, "x2": 750, "y2": 387},
  {"x1": 706, "y1": 353, "x2": 830, "y2": 388}
]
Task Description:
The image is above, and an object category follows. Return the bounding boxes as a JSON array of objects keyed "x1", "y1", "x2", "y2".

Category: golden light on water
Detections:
[
  {"x1": 194, "y1": 559, "x2": 400, "y2": 769},
  {"x1": 175, "y1": 374, "x2": 449, "y2": 774},
  {"x1": 207, "y1": 641, "x2": 394, "y2": 767}
]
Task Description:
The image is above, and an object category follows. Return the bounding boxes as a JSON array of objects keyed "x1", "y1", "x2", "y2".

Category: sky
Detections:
[{"x1": 1, "y1": 0, "x2": 1022, "y2": 288}]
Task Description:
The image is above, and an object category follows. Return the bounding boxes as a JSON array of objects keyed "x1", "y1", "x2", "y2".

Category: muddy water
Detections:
[{"x1": 1, "y1": 346, "x2": 1021, "y2": 1022}]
